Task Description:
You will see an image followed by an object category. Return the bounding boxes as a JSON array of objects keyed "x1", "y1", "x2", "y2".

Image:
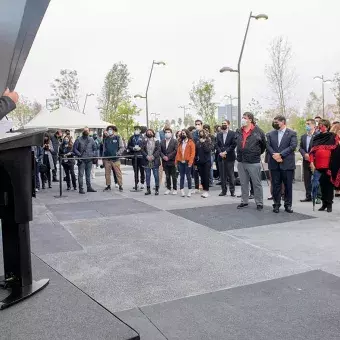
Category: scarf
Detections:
[
  {"x1": 146, "y1": 138, "x2": 155, "y2": 156},
  {"x1": 311, "y1": 132, "x2": 336, "y2": 148},
  {"x1": 329, "y1": 140, "x2": 340, "y2": 189}
]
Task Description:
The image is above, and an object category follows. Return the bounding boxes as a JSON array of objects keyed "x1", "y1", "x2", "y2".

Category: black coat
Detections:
[
  {"x1": 0, "y1": 96, "x2": 16, "y2": 120},
  {"x1": 141, "y1": 139, "x2": 161, "y2": 168},
  {"x1": 195, "y1": 139, "x2": 212, "y2": 164},
  {"x1": 266, "y1": 128, "x2": 297, "y2": 170},
  {"x1": 215, "y1": 130, "x2": 236, "y2": 162},
  {"x1": 160, "y1": 138, "x2": 178, "y2": 166},
  {"x1": 235, "y1": 125, "x2": 266, "y2": 164},
  {"x1": 59, "y1": 145, "x2": 75, "y2": 165}
]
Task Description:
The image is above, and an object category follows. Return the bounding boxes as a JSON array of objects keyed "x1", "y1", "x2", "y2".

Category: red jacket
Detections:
[{"x1": 309, "y1": 148, "x2": 331, "y2": 169}]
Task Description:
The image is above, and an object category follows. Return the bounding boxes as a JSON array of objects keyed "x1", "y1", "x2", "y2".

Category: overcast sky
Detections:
[{"x1": 17, "y1": 0, "x2": 339, "y2": 124}]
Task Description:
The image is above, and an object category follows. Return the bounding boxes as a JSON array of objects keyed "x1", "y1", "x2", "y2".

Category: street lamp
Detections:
[
  {"x1": 82, "y1": 93, "x2": 94, "y2": 114},
  {"x1": 220, "y1": 11, "x2": 268, "y2": 127},
  {"x1": 224, "y1": 95, "x2": 238, "y2": 129},
  {"x1": 135, "y1": 60, "x2": 166, "y2": 127},
  {"x1": 313, "y1": 75, "x2": 332, "y2": 118},
  {"x1": 179, "y1": 105, "x2": 190, "y2": 123}
]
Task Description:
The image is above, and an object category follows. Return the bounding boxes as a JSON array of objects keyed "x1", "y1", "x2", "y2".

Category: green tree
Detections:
[
  {"x1": 150, "y1": 119, "x2": 164, "y2": 132},
  {"x1": 112, "y1": 100, "x2": 140, "y2": 139},
  {"x1": 184, "y1": 113, "x2": 195, "y2": 127},
  {"x1": 304, "y1": 91, "x2": 322, "y2": 117},
  {"x1": 331, "y1": 72, "x2": 340, "y2": 114},
  {"x1": 189, "y1": 79, "x2": 217, "y2": 127},
  {"x1": 177, "y1": 117, "x2": 183, "y2": 127},
  {"x1": 98, "y1": 62, "x2": 131, "y2": 122},
  {"x1": 51, "y1": 69, "x2": 80, "y2": 111},
  {"x1": 9, "y1": 97, "x2": 41, "y2": 127}
]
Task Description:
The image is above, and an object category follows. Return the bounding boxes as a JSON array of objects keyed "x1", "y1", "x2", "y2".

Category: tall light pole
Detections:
[
  {"x1": 179, "y1": 105, "x2": 190, "y2": 124},
  {"x1": 134, "y1": 60, "x2": 165, "y2": 127},
  {"x1": 82, "y1": 93, "x2": 94, "y2": 114},
  {"x1": 313, "y1": 75, "x2": 332, "y2": 118},
  {"x1": 224, "y1": 95, "x2": 238, "y2": 128},
  {"x1": 220, "y1": 12, "x2": 268, "y2": 127}
]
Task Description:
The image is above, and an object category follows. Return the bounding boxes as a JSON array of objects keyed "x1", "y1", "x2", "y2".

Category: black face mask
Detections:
[
  {"x1": 147, "y1": 134, "x2": 153, "y2": 138},
  {"x1": 181, "y1": 135, "x2": 186, "y2": 140},
  {"x1": 272, "y1": 122, "x2": 280, "y2": 130},
  {"x1": 221, "y1": 125, "x2": 227, "y2": 130}
]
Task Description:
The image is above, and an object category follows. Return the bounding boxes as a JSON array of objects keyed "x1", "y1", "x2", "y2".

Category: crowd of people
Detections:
[{"x1": 32, "y1": 112, "x2": 340, "y2": 214}]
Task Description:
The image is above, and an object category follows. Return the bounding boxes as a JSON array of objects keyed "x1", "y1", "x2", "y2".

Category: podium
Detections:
[{"x1": 0, "y1": 129, "x2": 49, "y2": 310}]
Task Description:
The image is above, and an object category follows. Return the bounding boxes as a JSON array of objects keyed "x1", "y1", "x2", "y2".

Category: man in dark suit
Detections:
[
  {"x1": 299, "y1": 118, "x2": 317, "y2": 202},
  {"x1": 160, "y1": 127, "x2": 178, "y2": 195},
  {"x1": 216, "y1": 119, "x2": 236, "y2": 196},
  {"x1": 266, "y1": 115, "x2": 297, "y2": 213}
]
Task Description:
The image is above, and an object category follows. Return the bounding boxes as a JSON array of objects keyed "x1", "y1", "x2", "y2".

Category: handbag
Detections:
[{"x1": 39, "y1": 163, "x2": 47, "y2": 174}]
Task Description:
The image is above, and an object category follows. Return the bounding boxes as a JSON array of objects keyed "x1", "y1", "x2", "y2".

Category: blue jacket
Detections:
[{"x1": 266, "y1": 128, "x2": 297, "y2": 170}]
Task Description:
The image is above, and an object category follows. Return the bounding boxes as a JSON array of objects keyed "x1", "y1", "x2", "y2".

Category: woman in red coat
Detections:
[{"x1": 310, "y1": 119, "x2": 339, "y2": 212}]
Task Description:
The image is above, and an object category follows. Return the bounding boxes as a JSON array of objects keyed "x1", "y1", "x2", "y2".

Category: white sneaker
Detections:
[
  {"x1": 172, "y1": 190, "x2": 177, "y2": 195},
  {"x1": 187, "y1": 190, "x2": 192, "y2": 197},
  {"x1": 35, "y1": 188, "x2": 39, "y2": 192},
  {"x1": 115, "y1": 184, "x2": 119, "y2": 188},
  {"x1": 140, "y1": 184, "x2": 145, "y2": 189},
  {"x1": 201, "y1": 191, "x2": 209, "y2": 198},
  {"x1": 164, "y1": 190, "x2": 170, "y2": 195},
  {"x1": 181, "y1": 189, "x2": 185, "y2": 197}
]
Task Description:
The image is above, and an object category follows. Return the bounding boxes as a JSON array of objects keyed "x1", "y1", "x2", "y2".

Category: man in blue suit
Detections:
[{"x1": 266, "y1": 115, "x2": 297, "y2": 213}]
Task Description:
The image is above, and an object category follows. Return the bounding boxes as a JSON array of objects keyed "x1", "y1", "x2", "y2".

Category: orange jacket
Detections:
[{"x1": 175, "y1": 139, "x2": 196, "y2": 166}]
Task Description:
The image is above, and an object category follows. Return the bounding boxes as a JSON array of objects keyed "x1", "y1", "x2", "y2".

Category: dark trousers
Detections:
[
  {"x1": 132, "y1": 156, "x2": 145, "y2": 186},
  {"x1": 179, "y1": 162, "x2": 192, "y2": 190},
  {"x1": 250, "y1": 178, "x2": 254, "y2": 195},
  {"x1": 164, "y1": 164, "x2": 177, "y2": 190},
  {"x1": 35, "y1": 162, "x2": 40, "y2": 189},
  {"x1": 194, "y1": 166, "x2": 200, "y2": 189},
  {"x1": 215, "y1": 152, "x2": 220, "y2": 179},
  {"x1": 78, "y1": 160, "x2": 92, "y2": 190},
  {"x1": 303, "y1": 160, "x2": 312, "y2": 199},
  {"x1": 62, "y1": 162, "x2": 77, "y2": 189},
  {"x1": 197, "y1": 162, "x2": 211, "y2": 191},
  {"x1": 271, "y1": 169, "x2": 294, "y2": 208},
  {"x1": 319, "y1": 170, "x2": 334, "y2": 204},
  {"x1": 219, "y1": 159, "x2": 235, "y2": 194},
  {"x1": 52, "y1": 156, "x2": 57, "y2": 180}
]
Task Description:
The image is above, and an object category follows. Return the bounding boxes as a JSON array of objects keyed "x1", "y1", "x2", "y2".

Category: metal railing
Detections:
[{"x1": 57, "y1": 154, "x2": 142, "y2": 197}]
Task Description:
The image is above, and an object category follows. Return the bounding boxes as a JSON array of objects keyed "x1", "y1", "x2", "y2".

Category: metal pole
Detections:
[
  {"x1": 322, "y1": 76, "x2": 325, "y2": 118},
  {"x1": 82, "y1": 95, "x2": 88, "y2": 114},
  {"x1": 237, "y1": 11, "x2": 253, "y2": 127},
  {"x1": 145, "y1": 61, "x2": 155, "y2": 127},
  {"x1": 59, "y1": 157, "x2": 63, "y2": 197},
  {"x1": 134, "y1": 154, "x2": 138, "y2": 190}
]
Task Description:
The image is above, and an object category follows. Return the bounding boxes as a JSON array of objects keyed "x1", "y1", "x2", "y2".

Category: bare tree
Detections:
[
  {"x1": 265, "y1": 36, "x2": 296, "y2": 115},
  {"x1": 331, "y1": 72, "x2": 340, "y2": 114}
]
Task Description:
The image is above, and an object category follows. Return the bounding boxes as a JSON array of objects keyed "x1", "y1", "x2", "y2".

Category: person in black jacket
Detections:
[
  {"x1": 59, "y1": 136, "x2": 77, "y2": 191},
  {"x1": 203, "y1": 124, "x2": 215, "y2": 186},
  {"x1": 216, "y1": 119, "x2": 236, "y2": 196},
  {"x1": 127, "y1": 125, "x2": 145, "y2": 190},
  {"x1": 235, "y1": 112, "x2": 266, "y2": 210},
  {"x1": 195, "y1": 129, "x2": 212, "y2": 198},
  {"x1": 160, "y1": 128, "x2": 178, "y2": 195},
  {"x1": 50, "y1": 129, "x2": 63, "y2": 182}
]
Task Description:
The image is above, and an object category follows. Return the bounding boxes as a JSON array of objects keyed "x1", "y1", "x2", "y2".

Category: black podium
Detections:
[{"x1": 0, "y1": 129, "x2": 49, "y2": 310}]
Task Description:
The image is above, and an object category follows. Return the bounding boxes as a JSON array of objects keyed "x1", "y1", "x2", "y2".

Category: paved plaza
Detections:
[{"x1": 1, "y1": 165, "x2": 340, "y2": 339}]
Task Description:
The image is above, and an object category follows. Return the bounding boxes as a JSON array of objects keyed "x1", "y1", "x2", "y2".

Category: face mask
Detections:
[
  {"x1": 134, "y1": 130, "x2": 140, "y2": 135},
  {"x1": 221, "y1": 125, "x2": 227, "y2": 130},
  {"x1": 64, "y1": 139, "x2": 69, "y2": 144},
  {"x1": 241, "y1": 118, "x2": 248, "y2": 127},
  {"x1": 44, "y1": 139, "x2": 48, "y2": 143},
  {"x1": 147, "y1": 133, "x2": 153, "y2": 138},
  {"x1": 108, "y1": 129, "x2": 113, "y2": 136},
  {"x1": 83, "y1": 131, "x2": 89, "y2": 136},
  {"x1": 306, "y1": 125, "x2": 312, "y2": 132},
  {"x1": 319, "y1": 126, "x2": 327, "y2": 133},
  {"x1": 181, "y1": 135, "x2": 186, "y2": 140},
  {"x1": 316, "y1": 121, "x2": 319, "y2": 127},
  {"x1": 165, "y1": 132, "x2": 171, "y2": 139},
  {"x1": 195, "y1": 124, "x2": 202, "y2": 130},
  {"x1": 272, "y1": 122, "x2": 280, "y2": 130}
]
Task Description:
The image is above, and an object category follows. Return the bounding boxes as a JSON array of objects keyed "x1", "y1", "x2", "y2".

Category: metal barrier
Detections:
[{"x1": 56, "y1": 154, "x2": 143, "y2": 198}]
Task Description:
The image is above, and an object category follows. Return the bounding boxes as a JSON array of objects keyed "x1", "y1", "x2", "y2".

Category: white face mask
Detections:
[
  {"x1": 134, "y1": 130, "x2": 140, "y2": 135},
  {"x1": 108, "y1": 129, "x2": 113, "y2": 135},
  {"x1": 241, "y1": 118, "x2": 248, "y2": 127},
  {"x1": 315, "y1": 121, "x2": 319, "y2": 127},
  {"x1": 165, "y1": 132, "x2": 172, "y2": 139}
]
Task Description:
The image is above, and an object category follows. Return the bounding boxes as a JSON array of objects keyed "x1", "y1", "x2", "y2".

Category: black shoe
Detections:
[
  {"x1": 237, "y1": 195, "x2": 242, "y2": 198},
  {"x1": 300, "y1": 198, "x2": 312, "y2": 202},
  {"x1": 87, "y1": 187, "x2": 97, "y2": 193},
  {"x1": 285, "y1": 206, "x2": 294, "y2": 213},
  {"x1": 73, "y1": 187, "x2": 77, "y2": 191},
  {"x1": 216, "y1": 181, "x2": 221, "y2": 185},
  {"x1": 48, "y1": 184, "x2": 52, "y2": 189},
  {"x1": 119, "y1": 186, "x2": 123, "y2": 192},
  {"x1": 237, "y1": 203, "x2": 248, "y2": 209},
  {"x1": 257, "y1": 205, "x2": 263, "y2": 211},
  {"x1": 318, "y1": 204, "x2": 327, "y2": 211},
  {"x1": 335, "y1": 194, "x2": 340, "y2": 198},
  {"x1": 145, "y1": 187, "x2": 151, "y2": 196},
  {"x1": 67, "y1": 187, "x2": 71, "y2": 191},
  {"x1": 103, "y1": 185, "x2": 111, "y2": 191},
  {"x1": 42, "y1": 185, "x2": 45, "y2": 190},
  {"x1": 219, "y1": 192, "x2": 227, "y2": 197},
  {"x1": 249, "y1": 194, "x2": 254, "y2": 199},
  {"x1": 230, "y1": 192, "x2": 236, "y2": 197},
  {"x1": 327, "y1": 204, "x2": 332, "y2": 213},
  {"x1": 273, "y1": 206, "x2": 279, "y2": 213},
  {"x1": 79, "y1": 189, "x2": 85, "y2": 194}
]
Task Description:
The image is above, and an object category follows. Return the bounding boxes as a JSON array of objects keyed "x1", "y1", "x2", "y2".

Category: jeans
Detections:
[
  {"x1": 164, "y1": 164, "x2": 177, "y2": 190},
  {"x1": 52, "y1": 156, "x2": 57, "y2": 180},
  {"x1": 78, "y1": 160, "x2": 92, "y2": 190},
  {"x1": 178, "y1": 162, "x2": 192, "y2": 190},
  {"x1": 209, "y1": 155, "x2": 214, "y2": 184},
  {"x1": 197, "y1": 162, "x2": 211, "y2": 191},
  {"x1": 145, "y1": 167, "x2": 159, "y2": 187},
  {"x1": 62, "y1": 162, "x2": 77, "y2": 189},
  {"x1": 35, "y1": 161, "x2": 40, "y2": 189}
]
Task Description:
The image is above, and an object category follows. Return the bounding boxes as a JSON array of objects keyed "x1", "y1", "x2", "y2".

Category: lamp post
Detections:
[
  {"x1": 313, "y1": 75, "x2": 332, "y2": 118},
  {"x1": 220, "y1": 12, "x2": 268, "y2": 127},
  {"x1": 134, "y1": 60, "x2": 165, "y2": 127},
  {"x1": 179, "y1": 105, "x2": 190, "y2": 124},
  {"x1": 224, "y1": 95, "x2": 238, "y2": 129},
  {"x1": 82, "y1": 93, "x2": 94, "y2": 114}
]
